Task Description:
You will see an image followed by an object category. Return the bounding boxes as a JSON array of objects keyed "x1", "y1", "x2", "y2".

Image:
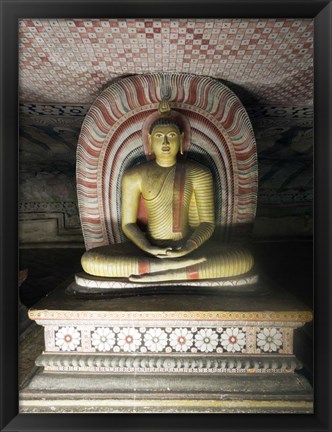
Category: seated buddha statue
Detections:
[{"x1": 81, "y1": 100, "x2": 254, "y2": 284}]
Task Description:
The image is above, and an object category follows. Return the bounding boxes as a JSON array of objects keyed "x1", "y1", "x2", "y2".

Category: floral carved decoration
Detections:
[{"x1": 52, "y1": 326, "x2": 284, "y2": 354}]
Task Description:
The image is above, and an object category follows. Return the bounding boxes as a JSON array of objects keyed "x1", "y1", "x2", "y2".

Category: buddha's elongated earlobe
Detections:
[
  {"x1": 147, "y1": 133, "x2": 152, "y2": 156},
  {"x1": 180, "y1": 132, "x2": 184, "y2": 155}
]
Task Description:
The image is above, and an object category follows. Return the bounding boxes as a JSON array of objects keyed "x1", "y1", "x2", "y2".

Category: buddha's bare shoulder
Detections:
[
  {"x1": 185, "y1": 160, "x2": 212, "y2": 176},
  {"x1": 122, "y1": 161, "x2": 153, "y2": 179}
]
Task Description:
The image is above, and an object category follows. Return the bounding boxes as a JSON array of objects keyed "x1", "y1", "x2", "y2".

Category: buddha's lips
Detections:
[{"x1": 162, "y1": 146, "x2": 170, "y2": 152}]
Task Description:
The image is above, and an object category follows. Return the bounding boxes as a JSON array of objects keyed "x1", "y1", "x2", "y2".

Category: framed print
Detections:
[{"x1": 1, "y1": 0, "x2": 331, "y2": 431}]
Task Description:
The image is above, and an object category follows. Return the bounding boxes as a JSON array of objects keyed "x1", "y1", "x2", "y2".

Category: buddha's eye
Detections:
[
  {"x1": 168, "y1": 133, "x2": 176, "y2": 138},
  {"x1": 155, "y1": 133, "x2": 163, "y2": 138}
]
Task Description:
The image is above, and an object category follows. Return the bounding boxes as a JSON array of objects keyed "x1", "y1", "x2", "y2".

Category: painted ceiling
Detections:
[{"x1": 19, "y1": 18, "x2": 313, "y2": 106}]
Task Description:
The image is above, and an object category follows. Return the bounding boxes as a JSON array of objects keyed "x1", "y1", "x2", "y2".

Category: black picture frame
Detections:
[{"x1": 1, "y1": 1, "x2": 331, "y2": 431}]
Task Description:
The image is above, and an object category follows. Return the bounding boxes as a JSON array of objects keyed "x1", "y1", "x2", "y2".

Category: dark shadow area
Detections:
[
  {"x1": 218, "y1": 78, "x2": 261, "y2": 107},
  {"x1": 19, "y1": 248, "x2": 84, "y2": 308}
]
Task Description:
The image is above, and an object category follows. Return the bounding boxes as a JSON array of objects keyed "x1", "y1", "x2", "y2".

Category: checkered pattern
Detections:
[{"x1": 19, "y1": 18, "x2": 313, "y2": 105}]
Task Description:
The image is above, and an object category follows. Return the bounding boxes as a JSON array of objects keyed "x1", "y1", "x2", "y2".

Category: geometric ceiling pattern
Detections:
[{"x1": 19, "y1": 18, "x2": 313, "y2": 106}]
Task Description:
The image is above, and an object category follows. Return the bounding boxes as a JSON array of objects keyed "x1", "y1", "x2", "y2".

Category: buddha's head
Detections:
[{"x1": 148, "y1": 118, "x2": 184, "y2": 166}]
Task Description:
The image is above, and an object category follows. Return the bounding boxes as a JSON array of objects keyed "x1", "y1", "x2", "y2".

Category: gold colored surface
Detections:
[
  {"x1": 81, "y1": 105, "x2": 254, "y2": 282},
  {"x1": 157, "y1": 98, "x2": 172, "y2": 117}
]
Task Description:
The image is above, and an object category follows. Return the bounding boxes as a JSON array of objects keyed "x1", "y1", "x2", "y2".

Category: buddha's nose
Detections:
[{"x1": 163, "y1": 136, "x2": 169, "y2": 144}]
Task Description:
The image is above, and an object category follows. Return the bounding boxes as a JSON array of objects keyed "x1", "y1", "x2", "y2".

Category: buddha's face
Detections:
[{"x1": 149, "y1": 124, "x2": 184, "y2": 165}]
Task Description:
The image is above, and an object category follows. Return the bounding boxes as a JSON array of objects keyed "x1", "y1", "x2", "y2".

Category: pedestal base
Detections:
[
  {"x1": 20, "y1": 282, "x2": 313, "y2": 413},
  {"x1": 20, "y1": 371, "x2": 312, "y2": 413}
]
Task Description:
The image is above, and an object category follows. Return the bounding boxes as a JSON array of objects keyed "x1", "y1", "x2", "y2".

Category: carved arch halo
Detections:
[{"x1": 77, "y1": 73, "x2": 258, "y2": 251}]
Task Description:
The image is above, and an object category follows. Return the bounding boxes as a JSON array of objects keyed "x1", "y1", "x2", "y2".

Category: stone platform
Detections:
[{"x1": 20, "y1": 282, "x2": 313, "y2": 413}]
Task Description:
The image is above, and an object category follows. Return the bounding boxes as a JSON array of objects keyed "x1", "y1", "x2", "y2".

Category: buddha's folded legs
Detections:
[
  {"x1": 81, "y1": 243, "x2": 206, "y2": 278},
  {"x1": 129, "y1": 247, "x2": 254, "y2": 283},
  {"x1": 81, "y1": 242, "x2": 254, "y2": 281}
]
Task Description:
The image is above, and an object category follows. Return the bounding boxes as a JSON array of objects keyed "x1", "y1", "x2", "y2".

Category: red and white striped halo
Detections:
[{"x1": 76, "y1": 73, "x2": 258, "y2": 251}]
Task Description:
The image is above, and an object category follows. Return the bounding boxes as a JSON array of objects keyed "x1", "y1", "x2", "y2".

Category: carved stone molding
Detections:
[{"x1": 36, "y1": 352, "x2": 301, "y2": 374}]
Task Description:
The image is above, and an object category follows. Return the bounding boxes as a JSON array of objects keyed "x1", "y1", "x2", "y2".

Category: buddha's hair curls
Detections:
[{"x1": 149, "y1": 118, "x2": 182, "y2": 134}]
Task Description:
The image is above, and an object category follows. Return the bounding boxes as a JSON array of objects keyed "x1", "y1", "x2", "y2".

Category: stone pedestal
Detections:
[{"x1": 20, "y1": 283, "x2": 313, "y2": 413}]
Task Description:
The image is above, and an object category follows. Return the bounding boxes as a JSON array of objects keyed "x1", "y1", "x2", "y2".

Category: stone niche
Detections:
[{"x1": 20, "y1": 73, "x2": 313, "y2": 414}]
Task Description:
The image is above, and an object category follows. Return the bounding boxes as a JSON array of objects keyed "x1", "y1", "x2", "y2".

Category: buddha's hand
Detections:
[
  {"x1": 157, "y1": 240, "x2": 197, "y2": 259},
  {"x1": 146, "y1": 246, "x2": 173, "y2": 257}
]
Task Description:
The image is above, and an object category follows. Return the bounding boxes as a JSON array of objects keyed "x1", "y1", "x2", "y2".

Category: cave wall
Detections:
[{"x1": 19, "y1": 102, "x2": 312, "y2": 247}]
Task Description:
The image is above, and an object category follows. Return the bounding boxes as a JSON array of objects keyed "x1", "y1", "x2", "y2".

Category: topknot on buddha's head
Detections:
[{"x1": 149, "y1": 99, "x2": 182, "y2": 134}]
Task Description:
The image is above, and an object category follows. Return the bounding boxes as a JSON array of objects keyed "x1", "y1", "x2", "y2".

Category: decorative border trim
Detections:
[
  {"x1": 29, "y1": 309, "x2": 313, "y2": 323},
  {"x1": 41, "y1": 324, "x2": 295, "y2": 355},
  {"x1": 19, "y1": 104, "x2": 89, "y2": 117}
]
